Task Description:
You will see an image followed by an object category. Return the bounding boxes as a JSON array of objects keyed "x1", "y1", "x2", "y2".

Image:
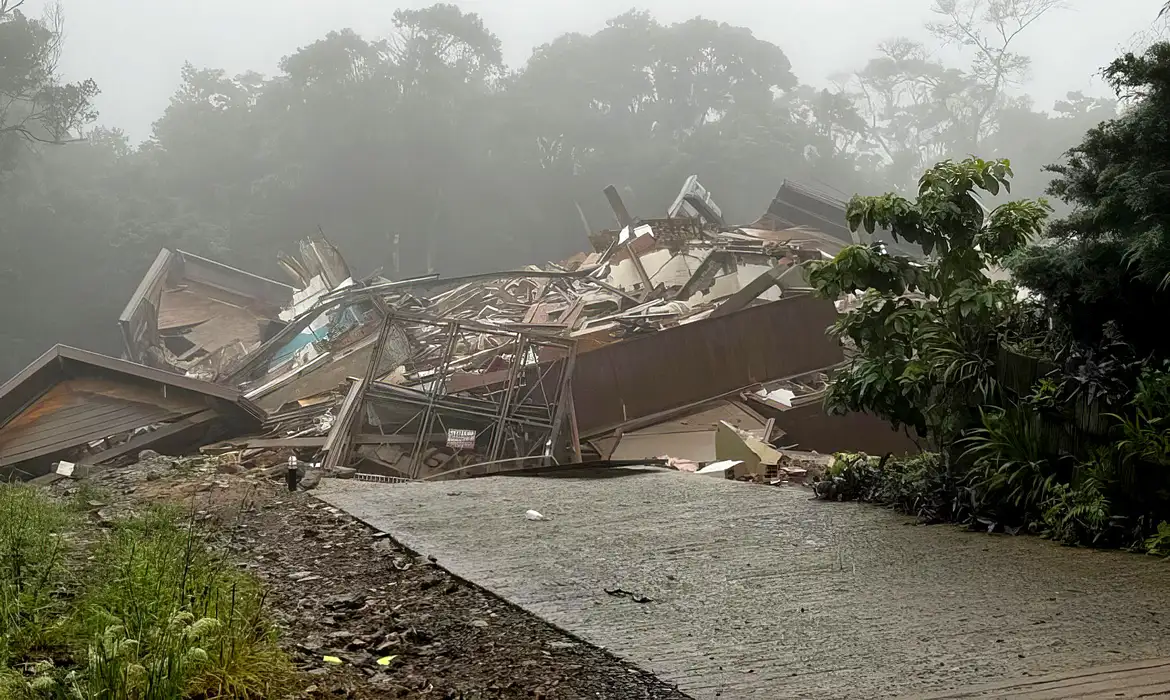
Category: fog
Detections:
[
  {"x1": 35, "y1": 0, "x2": 1149, "y2": 140},
  {"x1": 0, "y1": 0, "x2": 1164, "y2": 378}
]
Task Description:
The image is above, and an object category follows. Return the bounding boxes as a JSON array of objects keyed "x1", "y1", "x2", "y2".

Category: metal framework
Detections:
[{"x1": 332, "y1": 311, "x2": 577, "y2": 480}]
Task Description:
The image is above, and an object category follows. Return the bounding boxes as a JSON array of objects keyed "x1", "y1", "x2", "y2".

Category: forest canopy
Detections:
[{"x1": 0, "y1": 1, "x2": 1119, "y2": 378}]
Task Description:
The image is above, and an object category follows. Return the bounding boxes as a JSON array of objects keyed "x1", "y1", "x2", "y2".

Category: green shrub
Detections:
[
  {"x1": 0, "y1": 486, "x2": 73, "y2": 669},
  {"x1": 1145, "y1": 522, "x2": 1170, "y2": 557},
  {"x1": 1041, "y1": 480, "x2": 1111, "y2": 546},
  {"x1": 0, "y1": 493, "x2": 296, "y2": 699},
  {"x1": 73, "y1": 507, "x2": 296, "y2": 699},
  {"x1": 815, "y1": 452, "x2": 961, "y2": 523},
  {"x1": 962, "y1": 405, "x2": 1064, "y2": 524}
]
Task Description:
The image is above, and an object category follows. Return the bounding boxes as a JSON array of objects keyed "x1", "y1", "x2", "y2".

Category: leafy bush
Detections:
[
  {"x1": 1041, "y1": 480, "x2": 1111, "y2": 546},
  {"x1": 815, "y1": 452, "x2": 959, "y2": 523},
  {"x1": 808, "y1": 157, "x2": 1051, "y2": 447},
  {"x1": 805, "y1": 45, "x2": 1170, "y2": 555},
  {"x1": 1144, "y1": 521, "x2": 1170, "y2": 557},
  {"x1": 962, "y1": 405, "x2": 1064, "y2": 523}
]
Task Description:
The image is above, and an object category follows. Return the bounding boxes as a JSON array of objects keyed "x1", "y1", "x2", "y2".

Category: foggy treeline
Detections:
[{"x1": 0, "y1": 1, "x2": 1122, "y2": 379}]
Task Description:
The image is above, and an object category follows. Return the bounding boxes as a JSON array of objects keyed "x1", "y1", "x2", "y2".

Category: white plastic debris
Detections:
[
  {"x1": 55, "y1": 461, "x2": 75, "y2": 477},
  {"x1": 525, "y1": 509, "x2": 549, "y2": 521},
  {"x1": 696, "y1": 460, "x2": 743, "y2": 476}
]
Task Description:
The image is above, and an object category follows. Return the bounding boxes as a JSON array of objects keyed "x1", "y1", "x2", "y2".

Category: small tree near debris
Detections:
[{"x1": 806, "y1": 157, "x2": 1050, "y2": 449}]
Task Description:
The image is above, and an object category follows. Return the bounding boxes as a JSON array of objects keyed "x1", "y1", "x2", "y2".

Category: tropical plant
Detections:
[{"x1": 808, "y1": 157, "x2": 1050, "y2": 448}]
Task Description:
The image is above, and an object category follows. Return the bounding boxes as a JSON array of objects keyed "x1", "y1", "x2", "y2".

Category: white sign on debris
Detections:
[
  {"x1": 55, "y1": 461, "x2": 75, "y2": 477},
  {"x1": 446, "y1": 429, "x2": 476, "y2": 450}
]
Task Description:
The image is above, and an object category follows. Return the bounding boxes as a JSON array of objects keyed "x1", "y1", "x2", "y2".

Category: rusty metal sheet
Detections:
[
  {"x1": 766, "y1": 402, "x2": 920, "y2": 456},
  {"x1": 571, "y1": 294, "x2": 842, "y2": 435}
]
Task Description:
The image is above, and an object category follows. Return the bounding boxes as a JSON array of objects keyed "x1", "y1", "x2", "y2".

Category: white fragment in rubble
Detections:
[
  {"x1": 697, "y1": 460, "x2": 742, "y2": 476},
  {"x1": 525, "y1": 510, "x2": 549, "y2": 521},
  {"x1": 756, "y1": 387, "x2": 796, "y2": 407},
  {"x1": 55, "y1": 461, "x2": 75, "y2": 477}
]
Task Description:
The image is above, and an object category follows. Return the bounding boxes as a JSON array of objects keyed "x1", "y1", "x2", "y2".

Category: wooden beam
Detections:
[
  {"x1": 603, "y1": 185, "x2": 634, "y2": 229},
  {"x1": 207, "y1": 433, "x2": 447, "y2": 451},
  {"x1": 79, "y1": 409, "x2": 219, "y2": 466}
]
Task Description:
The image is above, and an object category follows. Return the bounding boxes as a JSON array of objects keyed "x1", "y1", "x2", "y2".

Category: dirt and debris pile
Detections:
[{"x1": 1, "y1": 175, "x2": 917, "y2": 485}]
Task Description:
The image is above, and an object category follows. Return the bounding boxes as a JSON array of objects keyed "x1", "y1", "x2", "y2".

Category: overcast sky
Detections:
[{"x1": 30, "y1": 0, "x2": 1161, "y2": 140}]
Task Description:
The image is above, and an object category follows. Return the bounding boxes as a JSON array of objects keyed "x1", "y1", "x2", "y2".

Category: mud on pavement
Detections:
[{"x1": 57, "y1": 458, "x2": 691, "y2": 700}]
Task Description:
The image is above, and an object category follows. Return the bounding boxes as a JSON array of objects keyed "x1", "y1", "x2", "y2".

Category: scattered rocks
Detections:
[{"x1": 299, "y1": 469, "x2": 324, "y2": 491}]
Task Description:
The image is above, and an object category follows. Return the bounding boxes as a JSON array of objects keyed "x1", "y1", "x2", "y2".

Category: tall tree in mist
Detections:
[
  {"x1": 0, "y1": 1, "x2": 1113, "y2": 379},
  {"x1": 838, "y1": 0, "x2": 1071, "y2": 187},
  {"x1": 0, "y1": 0, "x2": 97, "y2": 166},
  {"x1": 0, "y1": 0, "x2": 104, "y2": 367}
]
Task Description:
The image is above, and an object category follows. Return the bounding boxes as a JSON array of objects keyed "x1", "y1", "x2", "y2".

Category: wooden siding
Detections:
[{"x1": 0, "y1": 378, "x2": 202, "y2": 467}]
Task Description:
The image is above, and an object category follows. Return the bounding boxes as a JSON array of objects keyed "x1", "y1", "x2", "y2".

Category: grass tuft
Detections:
[{"x1": 0, "y1": 486, "x2": 296, "y2": 699}]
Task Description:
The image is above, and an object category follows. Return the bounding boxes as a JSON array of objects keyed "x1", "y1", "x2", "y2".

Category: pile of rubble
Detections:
[{"x1": 0, "y1": 176, "x2": 918, "y2": 486}]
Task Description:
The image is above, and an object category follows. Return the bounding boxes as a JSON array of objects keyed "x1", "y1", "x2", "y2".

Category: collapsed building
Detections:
[{"x1": 0, "y1": 177, "x2": 918, "y2": 483}]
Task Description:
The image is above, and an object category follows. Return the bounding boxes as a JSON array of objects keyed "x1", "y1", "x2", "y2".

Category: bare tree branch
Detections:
[{"x1": 0, "y1": 0, "x2": 27, "y2": 18}]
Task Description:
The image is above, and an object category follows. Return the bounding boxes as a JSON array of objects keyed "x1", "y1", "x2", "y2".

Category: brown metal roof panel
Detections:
[
  {"x1": 0, "y1": 346, "x2": 263, "y2": 430},
  {"x1": 571, "y1": 294, "x2": 843, "y2": 434},
  {"x1": 53, "y1": 346, "x2": 248, "y2": 403},
  {"x1": 0, "y1": 347, "x2": 66, "y2": 429}
]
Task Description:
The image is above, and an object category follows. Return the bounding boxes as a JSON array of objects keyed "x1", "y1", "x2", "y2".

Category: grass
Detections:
[{"x1": 0, "y1": 486, "x2": 296, "y2": 699}]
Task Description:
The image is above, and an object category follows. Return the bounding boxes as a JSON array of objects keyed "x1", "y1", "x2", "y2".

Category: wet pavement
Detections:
[{"x1": 318, "y1": 467, "x2": 1170, "y2": 699}]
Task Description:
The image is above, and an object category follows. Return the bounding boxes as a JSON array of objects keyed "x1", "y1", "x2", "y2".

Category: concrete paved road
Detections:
[{"x1": 318, "y1": 468, "x2": 1170, "y2": 699}]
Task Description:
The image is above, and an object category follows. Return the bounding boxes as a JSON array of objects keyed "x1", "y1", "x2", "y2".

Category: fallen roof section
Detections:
[
  {"x1": 118, "y1": 248, "x2": 294, "y2": 376},
  {"x1": 753, "y1": 180, "x2": 923, "y2": 258},
  {"x1": 0, "y1": 345, "x2": 263, "y2": 478}
]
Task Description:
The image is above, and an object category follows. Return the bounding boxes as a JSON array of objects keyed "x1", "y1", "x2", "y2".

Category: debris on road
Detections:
[{"x1": 604, "y1": 588, "x2": 654, "y2": 603}]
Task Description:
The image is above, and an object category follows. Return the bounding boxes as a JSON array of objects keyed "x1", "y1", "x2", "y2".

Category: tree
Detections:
[
  {"x1": 927, "y1": 0, "x2": 1065, "y2": 147},
  {"x1": 0, "y1": 0, "x2": 98, "y2": 163},
  {"x1": 839, "y1": 39, "x2": 984, "y2": 186},
  {"x1": 0, "y1": 0, "x2": 102, "y2": 376},
  {"x1": 1013, "y1": 42, "x2": 1170, "y2": 358},
  {"x1": 808, "y1": 157, "x2": 1050, "y2": 443},
  {"x1": 981, "y1": 91, "x2": 1116, "y2": 204},
  {"x1": 839, "y1": 0, "x2": 1064, "y2": 188}
]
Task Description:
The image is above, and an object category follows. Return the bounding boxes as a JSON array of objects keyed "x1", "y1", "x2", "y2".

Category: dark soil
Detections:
[{"x1": 61, "y1": 458, "x2": 693, "y2": 699}]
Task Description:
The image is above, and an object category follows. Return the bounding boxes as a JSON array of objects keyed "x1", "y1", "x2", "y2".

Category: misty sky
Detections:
[{"x1": 30, "y1": 0, "x2": 1161, "y2": 141}]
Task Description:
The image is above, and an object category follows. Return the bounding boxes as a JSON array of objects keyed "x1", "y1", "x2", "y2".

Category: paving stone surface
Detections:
[{"x1": 318, "y1": 468, "x2": 1170, "y2": 699}]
